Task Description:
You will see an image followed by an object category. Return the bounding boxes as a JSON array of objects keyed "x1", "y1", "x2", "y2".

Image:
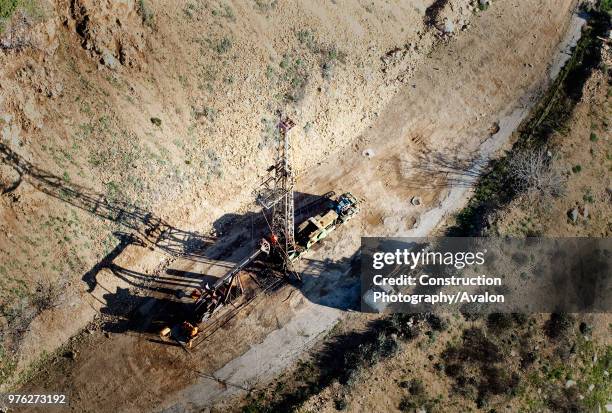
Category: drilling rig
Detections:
[
  {"x1": 160, "y1": 113, "x2": 360, "y2": 348},
  {"x1": 256, "y1": 113, "x2": 360, "y2": 271},
  {"x1": 255, "y1": 113, "x2": 298, "y2": 274}
]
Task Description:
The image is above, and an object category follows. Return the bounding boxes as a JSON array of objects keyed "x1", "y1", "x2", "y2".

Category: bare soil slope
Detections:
[
  {"x1": 1, "y1": 0, "x2": 479, "y2": 384},
  {"x1": 8, "y1": 0, "x2": 585, "y2": 412}
]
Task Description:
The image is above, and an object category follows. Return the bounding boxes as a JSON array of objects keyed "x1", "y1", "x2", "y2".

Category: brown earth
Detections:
[
  {"x1": 0, "y1": 0, "x2": 603, "y2": 412},
  {"x1": 1, "y1": 0, "x2": 476, "y2": 382}
]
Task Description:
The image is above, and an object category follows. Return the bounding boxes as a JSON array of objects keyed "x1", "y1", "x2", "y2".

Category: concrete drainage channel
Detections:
[{"x1": 159, "y1": 9, "x2": 592, "y2": 413}]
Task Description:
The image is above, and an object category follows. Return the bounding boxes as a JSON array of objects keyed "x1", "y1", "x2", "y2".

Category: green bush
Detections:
[
  {"x1": 214, "y1": 37, "x2": 232, "y2": 54},
  {"x1": 600, "y1": 0, "x2": 612, "y2": 13},
  {"x1": 0, "y1": 0, "x2": 21, "y2": 19},
  {"x1": 0, "y1": 0, "x2": 40, "y2": 33}
]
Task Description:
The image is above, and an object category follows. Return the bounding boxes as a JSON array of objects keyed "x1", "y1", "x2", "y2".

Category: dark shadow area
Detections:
[
  {"x1": 424, "y1": 0, "x2": 450, "y2": 26},
  {"x1": 85, "y1": 189, "x2": 346, "y2": 339},
  {"x1": 82, "y1": 231, "x2": 145, "y2": 292},
  {"x1": 295, "y1": 253, "x2": 361, "y2": 312},
  {"x1": 99, "y1": 287, "x2": 195, "y2": 335}
]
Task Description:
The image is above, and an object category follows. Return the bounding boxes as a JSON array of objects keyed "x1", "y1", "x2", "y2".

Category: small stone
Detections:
[
  {"x1": 568, "y1": 208, "x2": 579, "y2": 222},
  {"x1": 408, "y1": 216, "x2": 420, "y2": 229},
  {"x1": 362, "y1": 148, "x2": 375, "y2": 159},
  {"x1": 101, "y1": 49, "x2": 119, "y2": 70},
  {"x1": 582, "y1": 205, "x2": 589, "y2": 219},
  {"x1": 411, "y1": 196, "x2": 422, "y2": 206},
  {"x1": 151, "y1": 117, "x2": 162, "y2": 127},
  {"x1": 443, "y1": 20, "x2": 454, "y2": 34},
  {"x1": 588, "y1": 383, "x2": 595, "y2": 392},
  {"x1": 565, "y1": 379, "x2": 576, "y2": 388}
]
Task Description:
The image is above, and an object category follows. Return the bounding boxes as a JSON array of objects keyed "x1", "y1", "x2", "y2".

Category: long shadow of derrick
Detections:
[
  {"x1": 0, "y1": 143, "x2": 227, "y2": 329},
  {"x1": 0, "y1": 142, "x2": 216, "y2": 259},
  {"x1": 97, "y1": 191, "x2": 356, "y2": 339},
  {"x1": 0, "y1": 143, "x2": 227, "y2": 293}
]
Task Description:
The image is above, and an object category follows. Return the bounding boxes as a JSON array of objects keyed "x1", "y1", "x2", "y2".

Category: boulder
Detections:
[
  {"x1": 568, "y1": 207, "x2": 579, "y2": 223},
  {"x1": 443, "y1": 20, "x2": 455, "y2": 34}
]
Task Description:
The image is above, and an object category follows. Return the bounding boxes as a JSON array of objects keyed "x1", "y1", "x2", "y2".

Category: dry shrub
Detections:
[
  {"x1": 31, "y1": 279, "x2": 65, "y2": 313},
  {"x1": 508, "y1": 148, "x2": 565, "y2": 202}
]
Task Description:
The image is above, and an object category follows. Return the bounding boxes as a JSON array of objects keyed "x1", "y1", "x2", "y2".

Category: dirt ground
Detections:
[
  {"x1": 1, "y1": 0, "x2": 473, "y2": 382},
  {"x1": 3, "y1": 0, "x2": 609, "y2": 412},
  {"x1": 3, "y1": 0, "x2": 591, "y2": 412}
]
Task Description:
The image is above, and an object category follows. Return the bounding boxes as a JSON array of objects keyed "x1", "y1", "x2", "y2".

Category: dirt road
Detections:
[{"x1": 19, "y1": 1, "x2": 579, "y2": 411}]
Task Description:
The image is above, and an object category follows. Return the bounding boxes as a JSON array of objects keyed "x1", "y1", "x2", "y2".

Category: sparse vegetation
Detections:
[
  {"x1": 0, "y1": 342, "x2": 17, "y2": 385},
  {"x1": 295, "y1": 29, "x2": 347, "y2": 79},
  {"x1": 31, "y1": 279, "x2": 65, "y2": 313},
  {"x1": 183, "y1": 2, "x2": 197, "y2": 19},
  {"x1": 212, "y1": 4, "x2": 235, "y2": 21},
  {"x1": 279, "y1": 54, "x2": 308, "y2": 102},
  {"x1": 192, "y1": 106, "x2": 217, "y2": 122},
  {"x1": 448, "y1": 10, "x2": 609, "y2": 235},
  {"x1": 214, "y1": 36, "x2": 232, "y2": 54},
  {"x1": 0, "y1": 0, "x2": 39, "y2": 33},
  {"x1": 254, "y1": 0, "x2": 278, "y2": 13},
  {"x1": 138, "y1": 0, "x2": 154, "y2": 27},
  {"x1": 202, "y1": 149, "x2": 223, "y2": 180}
]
